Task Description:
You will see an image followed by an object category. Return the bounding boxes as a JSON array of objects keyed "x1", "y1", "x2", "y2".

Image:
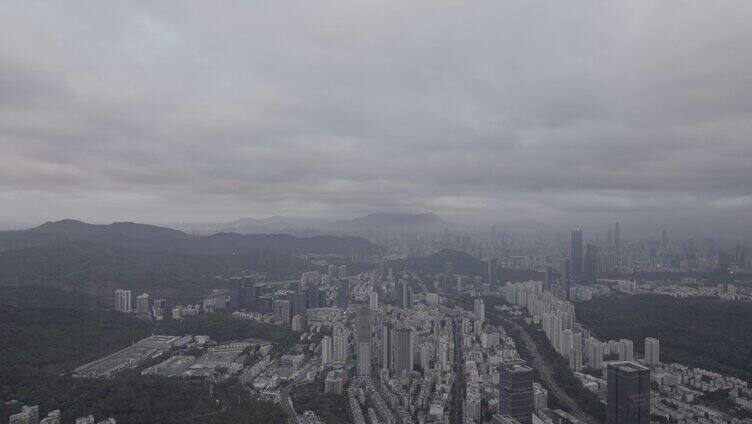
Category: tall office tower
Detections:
[
  {"x1": 338, "y1": 264, "x2": 347, "y2": 279},
  {"x1": 332, "y1": 325, "x2": 348, "y2": 364},
  {"x1": 389, "y1": 325, "x2": 415, "y2": 375},
  {"x1": 619, "y1": 339, "x2": 634, "y2": 362},
  {"x1": 457, "y1": 275, "x2": 463, "y2": 292},
  {"x1": 327, "y1": 264, "x2": 336, "y2": 281},
  {"x1": 369, "y1": 291, "x2": 378, "y2": 310},
  {"x1": 114, "y1": 289, "x2": 132, "y2": 312},
  {"x1": 135, "y1": 293, "x2": 150, "y2": 320},
  {"x1": 544, "y1": 266, "x2": 553, "y2": 292},
  {"x1": 488, "y1": 258, "x2": 498, "y2": 286},
  {"x1": 614, "y1": 221, "x2": 620, "y2": 256},
  {"x1": 380, "y1": 324, "x2": 391, "y2": 369},
  {"x1": 396, "y1": 281, "x2": 413, "y2": 309},
  {"x1": 607, "y1": 362, "x2": 650, "y2": 424},
  {"x1": 644, "y1": 338, "x2": 659, "y2": 367},
  {"x1": 9, "y1": 405, "x2": 39, "y2": 424},
  {"x1": 661, "y1": 230, "x2": 668, "y2": 251},
  {"x1": 585, "y1": 244, "x2": 599, "y2": 283},
  {"x1": 499, "y1": 362, "x2": 534, "y2": 424},
  {"x1": 336, "y1": 280, "x2": 349, "y2": 310},
  {"x1": 273, "y1": 299, "x2": 291, "y2": 325},
  {"x1": 570, "y1": 229, "x2": 583, "y2": 280},
  {"x1": 321, "y1": 336, "x2": 333, "y2": 365},
  {"x1": 356, "y1": 306, "x2": 373, "y2": 376},
  {"x1": 563, "y1": 258, "x2": 571, "y2": 301},
  {"x1": 474, "y1": 298, "x2": 485, "y2": 324},
  {"x1": 305, "y1": 285, "x2": 320, "y2": 309}
]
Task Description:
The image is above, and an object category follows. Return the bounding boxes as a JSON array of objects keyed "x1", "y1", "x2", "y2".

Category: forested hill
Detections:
[
  {"x1": 577, "y1": 294, "x2": 752, "y2": 382},
  {"x1": 0, "y1": 240, "x2": 313, "y2": 298},
  {"x1": 0, "y1": 219, "x2": 382, "y2": 256},
  {"x1": 389, "y1": 248, "x2": 543, "y2": 282}
]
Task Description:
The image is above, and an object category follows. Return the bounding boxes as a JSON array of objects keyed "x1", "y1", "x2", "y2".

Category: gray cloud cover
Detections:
[{"x1": 1, "y1": 1, "x2": 751, "y2": 232}]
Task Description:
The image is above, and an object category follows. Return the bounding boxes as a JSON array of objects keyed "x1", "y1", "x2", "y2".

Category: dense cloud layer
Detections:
[{"x1": 1, "y1": 2, "x2": 751, "y2": 234}]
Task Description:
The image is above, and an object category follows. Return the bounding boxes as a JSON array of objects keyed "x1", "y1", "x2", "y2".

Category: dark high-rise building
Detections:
[
  {"x1": 585, "y1": 244, "x2": 598, "y2": 283},
  {"x1": 563, "y1": 258, "x2": 571, "y2": 301},
  {"x1": 570, "y1": 229, "x2": 583, "y2": 280},
  {"x1": 614, "y1": 222, "x2": 620, "y2": 256},
  {"x1": 544, "y1": 266, "x2": 553, "y2": 292},
  {"x1": 606, "y1": 361, "x2": 650, "y2": 424},
  {"x1": 336, "y1": 281, "x2": 349, "y2": 310},
  {"x1": 356, "y1": 306, "x2": 373, "y2": 376},
  {"x1": 661, "y1": 230, "x2": 668, "y2": 251},
  {"x1": 395, "y1": 281, "x2": 413, "y2": 309},
  {"x1": 499, "y1": 362, "x2": 534, "y2": 424},
  {"x1": 488, "y1": 257, "x2": 498, "y2": 286},
  {"x1": 389, "y1": 325, "x2": 414, "y2": 375},
  {"x1": 306, "y1": 285, "x2": 320, "y2": 309}
]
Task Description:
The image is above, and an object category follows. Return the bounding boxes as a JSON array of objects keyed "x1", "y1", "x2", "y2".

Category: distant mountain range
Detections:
[
  {"x1": 175, "y1": 212, "x2": 450, "y2": 237},
  {"x1": 0, "y1": 219, "x2": 382, "y2": 256}
]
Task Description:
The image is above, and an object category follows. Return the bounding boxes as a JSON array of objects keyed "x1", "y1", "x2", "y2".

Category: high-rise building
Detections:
[
  {"x1": 570, "y1": 229, "x2": 583, "y2": 280},
  {"x1": 338, "y1": 264, "x2": 347, "y2": 279},
  {"x1": 336, "y1": 280, "x2": 349, "y2": 310},
  {"x1": 273, "y1": 299, "x2": 291, "y2": 325},
  {"x1": 369, "y1": 291, "x2": 378, "y2": 310},
  {"x1": 321, "y1": 336, "x2": 333, "y2": 366},
  {"x1": 395, "y1": 281, "x2": 413, "y2": 309},
  {"x1": 114, "y1": 289, "x2": 132, "y2": 312},
  {"x1": 606, "y1": 362, "x2": 650, "y2": 424},
  {"x1": 474, "y1": 298, "x2": 485, "y2": 323},
  {"x1": 563, "y1": 258, "x2": 571, "y2": 301},
  {"x1": 389, "y1": 325, "x2": 414, "y2": 375},
  {"x1": 332, "y1": 325, "x2": 348, "y2": 364},
  {"x1": 644, "y1": 338, "x2": 659, "y2": 367},
  {"x1": 499, "y1": 362, "x2": 534, "y2": 424},
  {"x1": 135, "y1": 293, "x2": 150, "y2": 320},
  {"x1": 488, "y1": 258, "x2": 498, "y2": 286},
  {"x1": 585, "y1": 244, "x2": 598, "y2": 283},
  {"x1": 614, "y1": 222, "x2": 620, "y2": 256},
  {"x1": 619, "y1": 339, "x2": 634, "y2": 362},
  {"x1": 356, "y1": 306, "x2": 373, "y2": 376},
  {"x1": 544, "y1": 266, "x2": 553, "y2": 292}
]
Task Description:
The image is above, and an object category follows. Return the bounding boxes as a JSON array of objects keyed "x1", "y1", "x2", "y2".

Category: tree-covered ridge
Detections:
[{"x1": 576, "y1": 294, "x2": 752, "y2": 382}]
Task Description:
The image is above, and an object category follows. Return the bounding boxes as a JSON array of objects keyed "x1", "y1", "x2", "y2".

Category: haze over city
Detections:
[{"x1": 2, "y1": 2, "x2": 752, "y2": 424}]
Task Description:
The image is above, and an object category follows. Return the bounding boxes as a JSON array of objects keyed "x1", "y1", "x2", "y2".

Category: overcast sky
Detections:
[{"x1": 1, "y1": 1, "x2": 751, "y2": 235}]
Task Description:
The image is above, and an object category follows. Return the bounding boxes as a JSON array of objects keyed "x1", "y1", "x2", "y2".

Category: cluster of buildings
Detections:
[
  {"x1": 7, "y1": 405, "x2": 114, "y2": 424},
  {"x1": 72, "y1": 335, "x2": 193, "y2": 378}
]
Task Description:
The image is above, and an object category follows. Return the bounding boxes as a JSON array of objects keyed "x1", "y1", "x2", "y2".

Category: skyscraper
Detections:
[
  {"x1": 395, "y1": 281, "x2": 413, "y2": 309},
  {"x1": 570, "y1": 229, "x2": 583, "y2": 280},
  {"x1": 585, "y1": 244, "x2": 598, "y2": 283},
  {"x1": 607, "y1": 362, "x2": 650, "y2": 424},
  {"x1": 332, "y1": 325, "x2": 348, "y2": 364},
  {"x1": 389, "y1": 325, "x2": 414, "y2": 375},
  {"x1": 499, "y1": 362, "x2": 534, "y2": 424},
  {"x1": 614, "y1": 221, "x2": 620, "y2": 256},
  {"x1": 321, "y1": 336, "x2": 333, "y2": 366},
  {"x1": 356, "y1": 306, "x2": 373, "y2": 376},
  {"x1": 115, "y1": 289, "x2": 132, "y2": 312},
  {"x1": 135, "y1": 293, "x2": 150, "y2": 320},
  {"x1": 544, "y1": 266, "x2": 553, "y2": 292},
  {"x1": 619, "y1": 339, "x2": 634, "y2": 362},
  {"x1": 488, "y1": 258, "x2": 498, "y2": 286},
  {"x1": 273, "y1": 299, "x2": 291, "y2": 325},
  {"x1": 563, "y1": 258, "x2": 571, "y2": 301},
  {"x1": 644, "y1": 338, "x2": 659, "y2": 367},
  {"x1": 474, "y1": 298, "x2": 485, "y2": 323}
]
